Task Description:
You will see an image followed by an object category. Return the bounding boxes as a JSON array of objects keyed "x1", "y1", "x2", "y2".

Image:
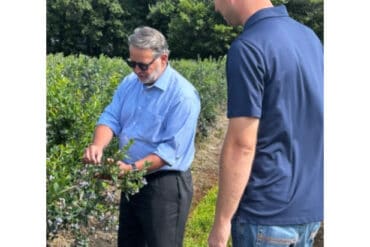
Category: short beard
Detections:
[{"x1": 140, "y1": 67, "x2": 162, "y2": 84}]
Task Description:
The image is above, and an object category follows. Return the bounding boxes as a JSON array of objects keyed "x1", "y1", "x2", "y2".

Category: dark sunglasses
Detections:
[{"x1": 126, "y1": 56, "x2": 159, "y2": 71}]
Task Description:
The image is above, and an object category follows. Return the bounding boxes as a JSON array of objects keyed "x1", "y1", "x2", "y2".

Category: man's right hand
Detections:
[{"x1": 83, "y1": 144, "x2": 104, "y2": 164}]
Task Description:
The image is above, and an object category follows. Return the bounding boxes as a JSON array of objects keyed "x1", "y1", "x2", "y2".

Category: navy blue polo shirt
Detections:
[{"x1": 227, "y1": 5, "x2": 323, "y2": 225}]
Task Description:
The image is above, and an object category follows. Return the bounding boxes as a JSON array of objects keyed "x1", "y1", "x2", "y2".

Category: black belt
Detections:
[{"x1": 144, "y1": 170, "x2": 185, "y2": 181}]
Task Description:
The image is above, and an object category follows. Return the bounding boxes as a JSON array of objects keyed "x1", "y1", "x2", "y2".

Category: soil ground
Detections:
[{"x1": 48, "y1": 113, "x2": 323, "y2": 247}]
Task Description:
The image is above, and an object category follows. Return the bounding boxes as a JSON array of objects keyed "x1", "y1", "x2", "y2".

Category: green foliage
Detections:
[
  {"x1": 47, "y1": 0, "x2": 128, "y2": 56},
  {"x1": 47, "y1": 54, "x2": 131, "y2": 243},
  {"x1": 47, "y1": 0, "x2": 323, "y2": 58},
  {"x1": 86, "y1": 140, "x2": 151, "y2": 201},
  {"x1": 149, "y1": 0, "x2": 241, "y2": 59},
  {"x1": 147, "y1": 0, "x2": 178, "y2": 35},
  {"x1": 167, "y1": 0, "x2": 211, "y2": 58},
  {"x1": 122, "y1": 0, "x2": 157, "y2": 34},
  {"x1": 47, "y1": 141, "x2": 148, "y2": 242},
  {"x1": 184, "y1": 186, "x2": 217, "y2": 246},
  {"x1": 47, "y1": 143, "x2": 119, "y2": 241},
  {"x1": 46, "y1": 53, "x2": 129, "y2": 150}
]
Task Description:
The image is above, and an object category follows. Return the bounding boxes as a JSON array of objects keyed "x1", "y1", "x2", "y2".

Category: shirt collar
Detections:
[
  {"x1": 154, "y1": 64, "x2": 172, "y2": 91},
  {"x1": 243, "y1": 5, "x2": 289, "y2": 31},
  {"x1": 143, "y1": 64, "x2": 172, "y2": 91}
]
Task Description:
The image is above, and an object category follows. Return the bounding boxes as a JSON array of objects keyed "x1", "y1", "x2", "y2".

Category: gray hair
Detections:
[{"x1": 128, "y1": 26, "x2": 170, "y2": 57}]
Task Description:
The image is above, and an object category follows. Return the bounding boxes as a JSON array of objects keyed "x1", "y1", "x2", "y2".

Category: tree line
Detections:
[{"x1": 47, "y1": 0, "x2": 323, "y2": 59}]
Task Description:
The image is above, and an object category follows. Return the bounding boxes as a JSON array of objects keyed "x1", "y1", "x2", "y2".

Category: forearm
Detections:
[
  {"x1": 135, "y1": 154, "x2": 166, "y2": 172},
  {"x1": 213, "y1": 117, "x2": 258, "y2": 226},
  {"x1": 214, "y1": 137, "x2": 255, "y2": 226},
  {"x1": 92, "y1": 125, "x2": 114, "y2": 149}
]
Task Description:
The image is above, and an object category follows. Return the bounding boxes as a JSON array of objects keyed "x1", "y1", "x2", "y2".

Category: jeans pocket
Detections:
[{"x1": 257, "y1": 225, "x2": 298, "y2": 246}]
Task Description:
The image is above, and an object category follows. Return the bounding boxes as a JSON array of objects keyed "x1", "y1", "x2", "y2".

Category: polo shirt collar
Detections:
[{"x1": 244, "y1": 5, "x2": 289, "y2": 30}]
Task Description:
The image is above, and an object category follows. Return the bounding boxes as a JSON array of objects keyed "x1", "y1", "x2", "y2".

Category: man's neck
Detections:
[{"x1": 241, "y1": 0, "x2": 274, "y2": 25}]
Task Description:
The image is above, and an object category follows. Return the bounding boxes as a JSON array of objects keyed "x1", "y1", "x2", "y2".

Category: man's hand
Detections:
[
  {"x1": 208, "y1": 220, "x2": 231, "y2": 247},
  {"x1": 116, "y1": 161, "x2": 134, "y2": 176},
  {"x1": 83, "y1": 144, "x2": 104, "y2": 164}
]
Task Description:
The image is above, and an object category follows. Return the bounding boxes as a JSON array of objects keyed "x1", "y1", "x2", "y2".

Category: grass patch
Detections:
[
  {"x1": 184, "y1": 186, "x2": 232, "y2": 247},
  {"x1": 184, "y1": 186, "x2": 217, "y2": 246}
]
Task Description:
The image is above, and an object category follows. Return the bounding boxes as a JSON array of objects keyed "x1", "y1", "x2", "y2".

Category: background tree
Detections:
[
  {"x1": 150, "y1": 0, "x2": 240, "y2": 59},
  {"x1": 47, "y1": 0, "x2": 323, "y2": 58},
  {"x1": 47, "y1": 0, "x2": 128, "y2": 56}
]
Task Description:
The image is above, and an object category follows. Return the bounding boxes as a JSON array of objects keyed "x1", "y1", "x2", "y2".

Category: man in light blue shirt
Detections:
[{"x1": 83, "y1": 26, "x2": 200, "y2": 247}]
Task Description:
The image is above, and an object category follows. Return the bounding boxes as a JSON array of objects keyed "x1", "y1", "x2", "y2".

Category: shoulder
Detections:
[
  {"x1": 229, "y1": 37, "x2": 262, "y2": 58},
  {"x1": 227, "y1": 38, "x2": 265, "y2": 77},
  {"x1": 117, "y1": 72, "x2": 138, "y2": 91},
  {"x1": 167, "y1": 66, "x2": 200, "y2": 100}
]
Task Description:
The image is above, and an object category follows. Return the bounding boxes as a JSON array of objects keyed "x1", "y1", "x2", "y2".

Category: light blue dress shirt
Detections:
[{"x1": 97, "y1": 64, "x2": 201, "y2": 172}]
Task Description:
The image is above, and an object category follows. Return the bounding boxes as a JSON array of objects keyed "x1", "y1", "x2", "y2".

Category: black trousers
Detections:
[{"x1": 117, "y1": 169, "x2": 193, "y2": 247}]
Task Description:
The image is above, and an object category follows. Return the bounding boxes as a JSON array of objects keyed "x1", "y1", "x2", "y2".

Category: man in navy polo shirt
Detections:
[{"x1": 209, "y1": 1, "x2": 323, "y2": 247}]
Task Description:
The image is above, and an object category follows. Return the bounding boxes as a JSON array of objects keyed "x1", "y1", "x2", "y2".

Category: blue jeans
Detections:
[{"x1": 231, "y1": 217, "x2": 321, "y2": 247}]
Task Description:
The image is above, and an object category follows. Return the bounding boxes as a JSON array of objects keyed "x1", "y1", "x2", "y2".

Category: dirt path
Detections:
[{"x1": 190, "y1": 113, "x2": 228, "y2": 211}]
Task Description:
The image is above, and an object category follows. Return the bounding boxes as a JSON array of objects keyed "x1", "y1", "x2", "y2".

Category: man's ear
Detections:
[{"x1": 160, "y1": 53, "x2": 169, "y2": 65}]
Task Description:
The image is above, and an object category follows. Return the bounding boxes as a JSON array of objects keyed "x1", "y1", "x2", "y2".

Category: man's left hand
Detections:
[
  {"x1": 208, "y1": 221, "x2": 231, "y2": 247},
  {"x1": 116, "y1": 161, "x2": 133, "y2": 176}
]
